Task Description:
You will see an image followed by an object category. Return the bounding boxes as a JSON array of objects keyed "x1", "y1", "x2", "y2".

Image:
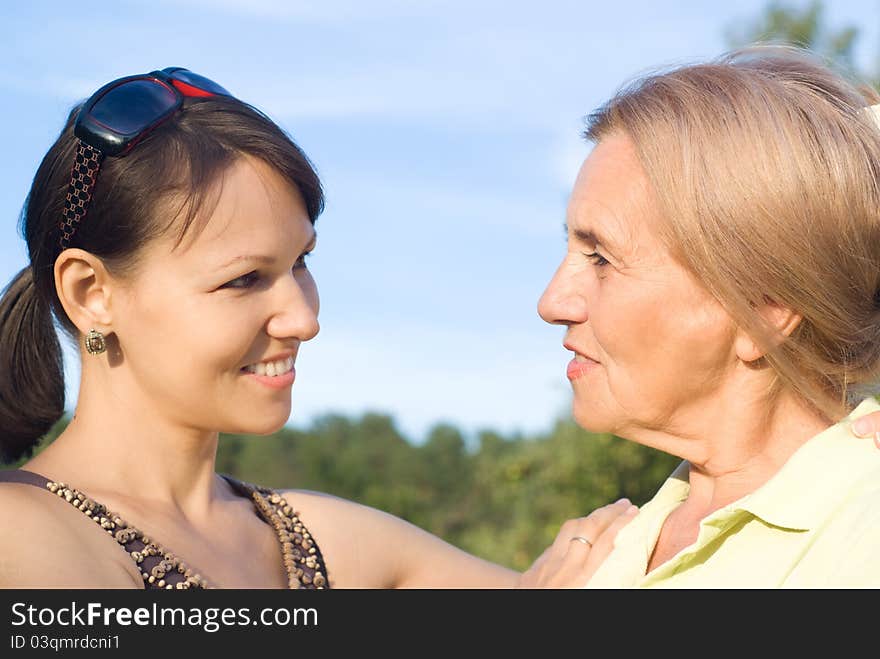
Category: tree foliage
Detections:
[
  {"x1": 726, "y1": 0, "x2": 871, "y2": 85},
  {"x1": 12, "y1": 412, "x2": 677, "y2": 571}
]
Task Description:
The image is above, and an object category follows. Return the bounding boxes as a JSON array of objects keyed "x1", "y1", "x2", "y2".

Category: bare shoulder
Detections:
[
  {"x1": 280, "y1": 488, "x2": 413, "y2": 529},
  {"x1": 277, "y1": 488, "x2": 517, "y2": 588},
  {"x1": 0, "y1": 483, "x2": 142, "y2": 588},
  {"x1": 280, "y1": 487, "x2": 448, "y2": 550},
  {"x1": 276, "y1": 488, "x2": 427, "y2": 588}
]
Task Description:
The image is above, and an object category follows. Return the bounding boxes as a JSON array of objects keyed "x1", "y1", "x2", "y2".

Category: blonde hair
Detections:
[{"x1": 586, "y1": 45, "x2": 880, "y2": 421}]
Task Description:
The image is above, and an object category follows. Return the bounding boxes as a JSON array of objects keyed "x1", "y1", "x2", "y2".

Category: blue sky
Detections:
[{"x1": 2, "y1": 1, "x2": 879, "y2": 443}]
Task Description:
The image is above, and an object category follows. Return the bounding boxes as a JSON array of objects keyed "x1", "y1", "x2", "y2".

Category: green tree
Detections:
[
  {"x1": 7, "y1": 408, "x2": 679, "y2": 571},
  {"x1": 725, "y1": 0, "x2": 870, "y2": 84}
]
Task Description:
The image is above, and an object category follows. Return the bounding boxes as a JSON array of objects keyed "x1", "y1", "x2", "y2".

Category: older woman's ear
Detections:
[
  {"x1": 734, "y1": 299, "x2": 802, "y2": 363},
  {"x1": 851, "y1": 411, "x2": 880, "y2": 448}
]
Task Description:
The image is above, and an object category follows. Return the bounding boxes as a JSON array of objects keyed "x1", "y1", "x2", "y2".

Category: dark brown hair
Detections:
[{"x1": 0, "y1": 94, "x2": 324, "y2": 463}]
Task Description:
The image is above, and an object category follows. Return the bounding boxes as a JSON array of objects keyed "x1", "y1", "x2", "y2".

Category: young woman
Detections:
[{"x1": 0, "y1": 67, "x2": 631, "y2": 589}]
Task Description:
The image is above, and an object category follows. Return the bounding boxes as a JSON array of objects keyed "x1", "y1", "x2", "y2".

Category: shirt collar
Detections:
[
  {"x1": 637, "y1": 398, "x2": 880, "y2": 531},
  {"x1": 730, "y1": 397, "x2": 880, "y2": 530},
  {"x1": 589, "y1": 398, "x2": 880, "y2": 587}
]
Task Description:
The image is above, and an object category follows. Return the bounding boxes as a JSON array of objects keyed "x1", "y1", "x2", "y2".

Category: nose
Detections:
[
  {"x1": 266, "y1": 270, "x2": 320, "y2": 341},
  {"x1": 537, "y1": 259, "x2": 589, "y2": 326}
]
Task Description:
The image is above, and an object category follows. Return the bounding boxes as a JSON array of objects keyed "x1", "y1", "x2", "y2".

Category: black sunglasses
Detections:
[{"x1": 58, "y1": 67, "x2": 232, "y2": 251}]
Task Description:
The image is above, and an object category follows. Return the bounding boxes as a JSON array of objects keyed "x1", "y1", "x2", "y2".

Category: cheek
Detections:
[
  {"x1": 119, "y1": 287, "x2": 250, "y2": 377},
  {"x1": 645, "y1": 298, "x2": 734, "y2": 388},
  {"x1": 595, "y1": 282, "x2": 732, "y2": 381},
  {"x1": 590, "y1": 283, "x2": 654, "y2": 359}
]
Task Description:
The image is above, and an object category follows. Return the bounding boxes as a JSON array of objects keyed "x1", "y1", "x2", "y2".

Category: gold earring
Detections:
[{"x1": 84, "y1": 328, "x2": 106, "y2": 355}]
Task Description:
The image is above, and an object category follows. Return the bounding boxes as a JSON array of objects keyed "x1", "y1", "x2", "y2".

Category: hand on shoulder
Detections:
[
  {"x1": 518, "y1": 498, "x2": 638, "y2": 588},
  {"x1": 851, "y1": 408, "x2": 880, "y2": 447}
]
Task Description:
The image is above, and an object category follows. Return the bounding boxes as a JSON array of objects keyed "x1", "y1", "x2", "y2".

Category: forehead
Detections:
[
  {"x1": 199, "y1": 156, "x2": 308, "y2": 246},
  {"x1": 157, "y1": 155, "x2": 312, "y2": 263},
  {"x1": 567, "y1": 133, "x2": 662, "y2": 253}
]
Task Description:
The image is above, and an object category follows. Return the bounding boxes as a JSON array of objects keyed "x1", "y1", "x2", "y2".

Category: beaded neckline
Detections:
[{"x1": 41, "y1": 475, "x2": 328, "y2": 589}]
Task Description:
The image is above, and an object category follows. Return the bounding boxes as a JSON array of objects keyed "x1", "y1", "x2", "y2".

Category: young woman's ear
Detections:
[{"x1": 54, "y1": 248, "x2": 115, "y2": 334}]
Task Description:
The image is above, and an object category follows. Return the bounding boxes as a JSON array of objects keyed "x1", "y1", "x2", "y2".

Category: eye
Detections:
[
  {"x1": 222, "y1": 271, "x2": 261, "y2": 289},
  {"x1": 583, "y1": 252, "x2": 609, "y2": 266}
]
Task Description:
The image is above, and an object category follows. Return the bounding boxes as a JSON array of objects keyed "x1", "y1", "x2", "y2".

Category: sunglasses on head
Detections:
[{"x1": 58, "y1": 67, "x2": 232, "y2": 251}]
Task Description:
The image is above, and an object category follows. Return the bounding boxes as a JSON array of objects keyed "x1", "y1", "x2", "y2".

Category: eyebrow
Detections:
[
  {"x1": 216, "y1": 230, "x2": 317, "y2": 270},
  {"x1": 563, "y1": 223, "x2": 617, "y2": 252}
]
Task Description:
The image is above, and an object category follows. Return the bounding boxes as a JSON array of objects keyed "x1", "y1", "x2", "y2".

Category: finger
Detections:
[
  {"x1": 548, "y1": 499, "x2": 636, "y2": 584},
  {"x1": 521, "y1": 500, "x2": 639, "y2": 588},
  {"x1": 552, "y1": 504, "x2": 639, "y2": 588},
  {"x1": 552, "y1": 498, "x2": 629, "y2": 547},
  {"x1": 534, "y1": 498, "x2": 636, "y2": 587},
  {"x1": 522, "y1": 546, "x2": 566, "y2": 589},
  {"x1": 560, "y1": 499, "x2": 633, "y2": 566},
  {"x1": 582, "y1": 504, "x2": 638, "y2": 573},
  {"x1": 538, "y1": 518, "x2": 601, "y2": 585},
  {"x1": 526, "y1": 544, "x2": 553, "y2": 578},
  {"x1": 561, "y1": 498, "x2": 634, "y2": 553},
  {"x1": 851, "y1": 411, "x2": 880, "y2": 438}
]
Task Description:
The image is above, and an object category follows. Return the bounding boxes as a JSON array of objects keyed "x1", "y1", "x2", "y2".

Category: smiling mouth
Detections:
[{"x1": 241, "y1": 356, "x2": 295, "y2": 377}]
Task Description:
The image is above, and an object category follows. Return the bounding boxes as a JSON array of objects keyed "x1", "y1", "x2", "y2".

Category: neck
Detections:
[
  {"x1": 619, "y1": 374, "x2": 834, "y2": 515},
  {"x1": 25, "y1": 369, "x2": 224, "y2": 516}
]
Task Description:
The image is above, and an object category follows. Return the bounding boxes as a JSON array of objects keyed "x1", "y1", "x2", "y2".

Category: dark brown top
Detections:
[{"x1": 0, "y1": 469, "x2": 329, "y2": 589}]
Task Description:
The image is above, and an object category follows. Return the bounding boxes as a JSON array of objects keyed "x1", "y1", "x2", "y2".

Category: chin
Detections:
[
  {"x1": 249, "y1": 415, "x2": 290, "y2": 436},
  {"x1": 226, "y1": 407, "x2": 291, "y2": 436},
  {"x1": 571, "y1": 401, "x2": 617, "y2": 434}
]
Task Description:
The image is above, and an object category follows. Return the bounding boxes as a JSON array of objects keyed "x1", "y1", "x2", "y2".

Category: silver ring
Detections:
[{"x1": 570, "y1": 536, "x2": 593, "y2": 548}]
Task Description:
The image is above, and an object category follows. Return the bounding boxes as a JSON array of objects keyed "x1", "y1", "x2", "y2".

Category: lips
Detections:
[
  {"x1": 563, "y1": 341, "x2": 599, "y2": 364},
  {"x1": 567, "y1": 356, "x2": 599, "y2": 380},
  {"x1": 563, "y1": 341, "x2": 600, "y2": 381},
  {"x1": 244, "y1": 367, "x2": 295, "y2": 387}
]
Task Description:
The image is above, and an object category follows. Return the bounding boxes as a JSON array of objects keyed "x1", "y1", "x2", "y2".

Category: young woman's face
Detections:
[
  {"x1": 537, "y1": 132, "x2": 736, "y2": 438},
  {"x1": 110, "y1": 155, "x2": 319, "y2": 435}
]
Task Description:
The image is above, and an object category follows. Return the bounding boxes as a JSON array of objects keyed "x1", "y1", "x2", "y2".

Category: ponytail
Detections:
[{"x1": 0, "y1": 265, "x2": 65, "y2": 463}]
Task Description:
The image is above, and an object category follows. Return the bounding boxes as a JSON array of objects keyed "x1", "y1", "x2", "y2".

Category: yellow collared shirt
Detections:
[{"x1": 586, "y1": 398, "x2": 880, "y2": 588}]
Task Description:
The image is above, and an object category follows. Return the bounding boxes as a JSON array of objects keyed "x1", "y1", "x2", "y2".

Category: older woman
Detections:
[{"x1": 539, "y1": 46, "x2": 880, "y2": 587}]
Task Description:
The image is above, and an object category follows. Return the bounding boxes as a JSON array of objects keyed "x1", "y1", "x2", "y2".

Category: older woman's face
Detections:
[
  {"x1": 538, "y1": 132, "x2": 736, "y2": 438},
  {"x1": 108, "y1": 155, "x2": 319, "y2": 436}
]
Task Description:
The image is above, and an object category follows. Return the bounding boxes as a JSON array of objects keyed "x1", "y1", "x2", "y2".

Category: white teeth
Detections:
[{"x1": 244, "y1": 356, "x2": 294, "y2": 376}]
